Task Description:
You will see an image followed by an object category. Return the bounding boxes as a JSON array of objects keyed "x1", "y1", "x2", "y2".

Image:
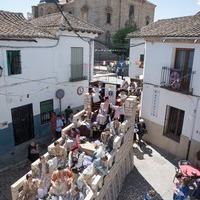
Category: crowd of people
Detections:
[{"x1": 22, "y1": 81, "x2": 141, "y2": 200}]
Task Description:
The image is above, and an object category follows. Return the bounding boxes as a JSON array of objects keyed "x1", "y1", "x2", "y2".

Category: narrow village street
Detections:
[{"x1": 0, "y1": 73, "x2": 194, "y2": 200}]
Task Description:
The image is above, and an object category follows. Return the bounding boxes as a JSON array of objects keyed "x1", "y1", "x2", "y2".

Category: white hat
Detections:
[{"x1": 139, "y1": 119, "x2": 144, "y2": 123}]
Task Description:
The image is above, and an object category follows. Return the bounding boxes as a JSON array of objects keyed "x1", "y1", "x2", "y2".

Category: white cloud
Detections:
[{"x1": 197, "y1": 0, "x2": 200, "y2": 5}]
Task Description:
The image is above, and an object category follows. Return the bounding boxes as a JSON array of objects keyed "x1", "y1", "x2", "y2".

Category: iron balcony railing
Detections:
[{"x1": 160, "y1": 66, "x2": 195, "y2": 95}]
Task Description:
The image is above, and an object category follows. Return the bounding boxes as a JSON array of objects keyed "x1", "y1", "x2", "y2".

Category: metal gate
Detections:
[{"x1": 11, "y1": 104, "x2": 35, "y2": 146}]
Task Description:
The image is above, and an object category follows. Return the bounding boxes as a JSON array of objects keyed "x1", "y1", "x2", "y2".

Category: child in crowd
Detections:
[
  {"x1": 173, "y1": 172, "x2": 183, "y2": 199},
  {"x1": 144, "y1": 189, "x2": 156, "y2": 200}
]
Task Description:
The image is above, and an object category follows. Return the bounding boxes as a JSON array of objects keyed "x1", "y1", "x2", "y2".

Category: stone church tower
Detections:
[{"x1": 32, "y1": 0, "x2": 156, "y2": 60}]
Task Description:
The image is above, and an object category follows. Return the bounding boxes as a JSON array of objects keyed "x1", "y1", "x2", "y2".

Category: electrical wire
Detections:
[{"x1": 53, "y1": 0, "x2": 91, "y2": 44}]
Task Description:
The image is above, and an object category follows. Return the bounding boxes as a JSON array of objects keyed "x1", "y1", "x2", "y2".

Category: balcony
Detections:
[
  {"x1": 160, "y1": 66, "x2": 195, "y2": 95},
  {"x1": 69, "y1": 76, "x2": 87, "y2": 82}
]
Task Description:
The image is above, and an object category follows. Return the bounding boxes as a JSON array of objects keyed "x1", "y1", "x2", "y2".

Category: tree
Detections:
[{"x1": 110, "y1": 26, "x2": 137, "y2": 58}]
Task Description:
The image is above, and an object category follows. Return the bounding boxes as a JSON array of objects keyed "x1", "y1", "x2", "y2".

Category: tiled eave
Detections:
[{"x1": 136, "y1": 36, "x2": 200, "y2": 44}]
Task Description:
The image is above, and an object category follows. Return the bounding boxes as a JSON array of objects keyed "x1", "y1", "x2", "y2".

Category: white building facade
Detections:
[
  {"x1": 0, "y1": 11, "x2": 103, "y2": 155},
  {"x1": 128, "y1": 14, "x2": 200, "y2": 165}
]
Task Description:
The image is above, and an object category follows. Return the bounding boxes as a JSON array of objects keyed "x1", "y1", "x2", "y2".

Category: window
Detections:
[
  {"x1": 105, "y1": 31, "x2": 111, "y2": 44},
  {"x1": 40, "y1": 99, "x2": 53, "y2": 124},
  {"x1": 140, "y1": 54, "x2": 144, "y2": 62},
  {"x1": 7, "y1": 50, "x2": 21, "y2": 75},
  {"x1": 163, "y1": 105, "x2": 185, "y2": 142},
  {"x1": 107, "y1": 13, "x2": 111, "y2": 24},
  {"x1": 70, "y1": 47, "x2": 85, "y2": 81},
  {"x1": 129, "y1": 5, "x2": 134, "y2": 17},
  {"x1": 146, "y1": 16, "x2": 150, "y2": 25},
  {"x1": 174, "y1": 48, "x2": 194, "y2": 91}
]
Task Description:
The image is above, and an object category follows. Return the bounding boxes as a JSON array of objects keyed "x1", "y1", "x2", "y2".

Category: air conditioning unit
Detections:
[{"x1": 0, "y1": 121, "x2": 8, "y2": 130}]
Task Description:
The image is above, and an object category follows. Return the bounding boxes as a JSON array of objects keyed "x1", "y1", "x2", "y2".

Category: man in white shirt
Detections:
[{"x1": 56, "y1": 115, "x2": 63, "y2": 139}]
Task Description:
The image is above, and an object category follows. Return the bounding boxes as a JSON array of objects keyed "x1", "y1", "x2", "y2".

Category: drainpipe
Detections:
[
  {"x1": 186, "y1": 97, "x2": 200, "y2": 160},
  {"x1": 118, "y1": 0, "x2": 122, "y2": 29},
  {"x1": 88, "y1": 40, "x2": 92, "y2": 82}
]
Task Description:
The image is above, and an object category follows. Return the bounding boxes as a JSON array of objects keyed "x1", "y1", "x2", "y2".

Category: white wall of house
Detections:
[
  {"x1": 140, "y1": 41, "x2": 200, "y2": 141},
  {"x1": 129, "y1": 38, "x2": 145, "y2": 78},
  {"x1": 143, "y1": 42, "x2": 200, "y2": 94},
  {"x1": 141, "y1": 85, "x2": 200, "y2": 141},
  {"x1": 0, "y1": 33, "x2": 96, "y2": 124},
  {"x1": 0, "y1": 31, "x2": 97, "y2": 154}
]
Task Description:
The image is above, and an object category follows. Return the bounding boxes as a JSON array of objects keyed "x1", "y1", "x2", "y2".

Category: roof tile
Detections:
[
  {"x1": 0, "y1": 10, "x2": 55, "y2": 39},
  {"x1": 30, "y1": 12, "x2": 104, "y2": 35},
  {"x1": 128, "y1": 14, "x2": 200, "y2": 39}
]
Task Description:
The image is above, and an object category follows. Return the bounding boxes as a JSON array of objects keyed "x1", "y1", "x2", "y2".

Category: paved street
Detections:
[{"x1": 118, "y1": 142, "x2": 181, "y2": 200}]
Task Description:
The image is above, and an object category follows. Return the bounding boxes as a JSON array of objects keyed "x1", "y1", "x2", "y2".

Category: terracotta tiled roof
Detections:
[
  {"x1": 128, "y1": 14, "x2": 200, "y2": 39},
  {"x1": 30, "y1": 12, "x2": 104, "y2": 35},
  {"x1": 0, "y1": 11, "x2": 56, "y2": 39}
]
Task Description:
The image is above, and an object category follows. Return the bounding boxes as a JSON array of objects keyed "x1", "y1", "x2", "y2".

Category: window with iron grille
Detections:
[
  {"x1": 163, "y1": 105, "x2": 185, "y2": 142},
  {"x1": 71, "y1": 47, "x2": 84, "y2": 81},
  {"x1": 40, "y1": 99, "x2": 53, "y2": 124},
  {"x1": 7, "y1": 50, "x2": 21, "y2": 75},
  {"x1": 107, "y1": 13, "x2": 111, "y2": 24}
]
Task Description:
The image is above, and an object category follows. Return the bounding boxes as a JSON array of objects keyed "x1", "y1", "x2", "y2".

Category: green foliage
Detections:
[{"x1": 110, "y1": 26, "x2": 137, "y2": 57}]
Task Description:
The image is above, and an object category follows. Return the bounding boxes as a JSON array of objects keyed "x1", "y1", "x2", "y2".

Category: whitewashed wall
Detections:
[
  {"x1": 144, "y1": 42, "x2": 200, "y2": 95},
  {"x1": 0, "y1": 33, "x2": 96, "y2": 124},
  {"x1": 129, "y1": 38, "x2": 145, "y2": 78},
  {"x1": 138, "y1": 41, "x2": 200, "y2": 143}
]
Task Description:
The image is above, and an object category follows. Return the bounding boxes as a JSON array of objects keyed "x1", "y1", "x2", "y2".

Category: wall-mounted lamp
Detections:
[{"x1": 0, "y1": 66, "x2": 3, "y2": 77}]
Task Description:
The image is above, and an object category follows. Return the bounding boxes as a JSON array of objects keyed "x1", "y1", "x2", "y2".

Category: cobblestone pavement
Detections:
[
  {"x1": 118, "y1": 142, "x2": 185, "y2": 200},
  {"x1": 117, "y1": 167, "x2": 163, "y2": 200},
  {"x1": 0, "y1": 161, "x2": 30, "y2": 200}
]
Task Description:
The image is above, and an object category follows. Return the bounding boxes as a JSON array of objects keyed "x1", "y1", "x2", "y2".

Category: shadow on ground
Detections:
[{"x1": 117, "y1": 167, "x2": 163, "y2": 200}]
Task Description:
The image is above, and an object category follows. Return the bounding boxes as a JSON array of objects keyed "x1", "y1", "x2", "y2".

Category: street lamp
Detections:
[{"x1": 0, "y1": 66, "x2": 3, "y2": 77}]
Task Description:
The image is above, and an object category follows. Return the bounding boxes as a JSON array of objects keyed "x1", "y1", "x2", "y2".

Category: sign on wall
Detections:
[
  {"x1": 151, "y1": 89, "x2": 160, "y2": 117},
  {"x1": 104, "y1": 84, "x2": 117, "y2": 105}
]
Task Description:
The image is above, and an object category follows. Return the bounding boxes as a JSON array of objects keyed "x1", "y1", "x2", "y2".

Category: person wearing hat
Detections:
[
  {"x1": 91, "y1": 82, "x2": 102, "y2": 103},
  {"x1": 116, "y1": 88, "x2": 127, "y2": 105},
  {"x1": 68, "y1": 146, "x2": 84, "y2": 172}
]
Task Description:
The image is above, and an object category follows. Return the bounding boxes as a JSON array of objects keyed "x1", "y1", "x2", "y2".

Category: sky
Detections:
[{"x1": 0, "y1": 0, "x2": 200, "y2": 21}]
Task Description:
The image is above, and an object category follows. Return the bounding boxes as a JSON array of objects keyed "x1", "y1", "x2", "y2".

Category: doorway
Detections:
[{"x1": 11, "y1": 104, "x2": 35, "y2": 146}]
